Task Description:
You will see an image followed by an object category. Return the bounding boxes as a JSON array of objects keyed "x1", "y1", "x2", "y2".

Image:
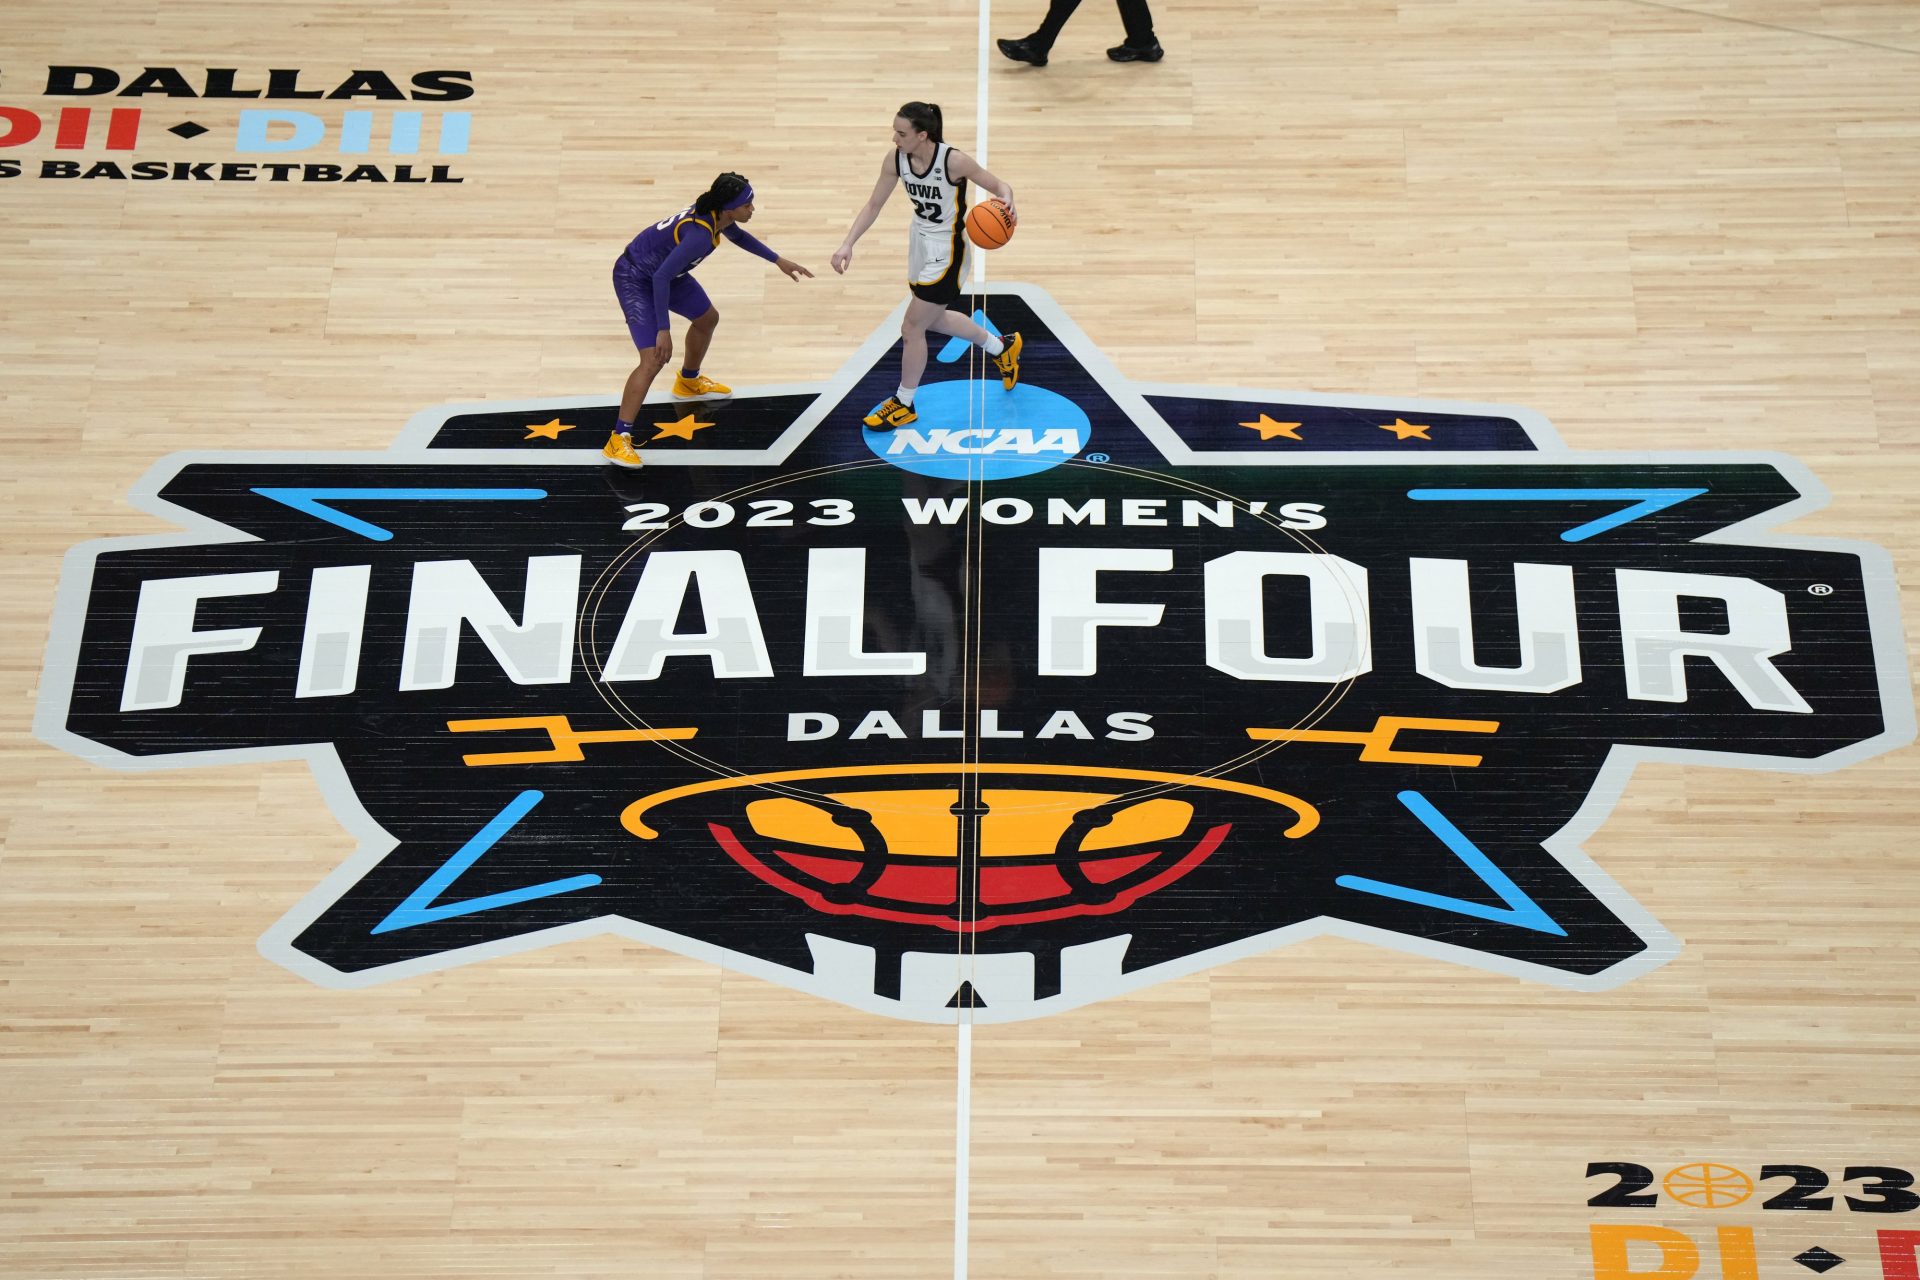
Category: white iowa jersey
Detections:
[{"x1": 898, "y1": 143, "x2": 968, "y2": 287}]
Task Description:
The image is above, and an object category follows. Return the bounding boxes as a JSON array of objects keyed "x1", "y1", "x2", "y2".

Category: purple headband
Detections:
[{"x1": 723, "y1": 184, "x2": 755, "y2": 210}]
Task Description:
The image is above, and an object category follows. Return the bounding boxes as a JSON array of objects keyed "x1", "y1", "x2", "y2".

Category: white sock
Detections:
[
  {"x1": 983, "y1": 335, "x2": 1005, "y2": 356},
  {"x1": 897, "y1": 386, "x2": 915, "y2": 406}
]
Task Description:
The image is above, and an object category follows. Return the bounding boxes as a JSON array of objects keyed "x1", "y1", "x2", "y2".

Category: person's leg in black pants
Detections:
[
  {"x1": 999, "y1": 0, "x2": 1082, "y2": 64},
  {"x1": 1000, "y1": 0, "x2": 1163, "y2": 65},
  {"x1": 1034, "y1": 0, "x2": 1086, "y2": 49},
  {"x1": 1110, "y1": 0, "x2": 1163, "y2": 59}
]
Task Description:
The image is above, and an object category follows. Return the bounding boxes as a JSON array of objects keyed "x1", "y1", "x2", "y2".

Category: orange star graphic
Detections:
[
  {"x1": 1239, "y1": 413, "x2": 1304, "y2": 442},
  {"x1": 523, "y1": 417, "x2": 575, "y2": 440},
  {"x1": 1379, "y1": 417, "x2": 1432, "y2": 441},
  {"x1": 650, "y1": 413, "x2": 716, "y2": 442}
]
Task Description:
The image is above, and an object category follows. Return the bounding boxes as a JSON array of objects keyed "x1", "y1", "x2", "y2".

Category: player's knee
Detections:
[{"x1": 693, "y1": 308, "x2": 719, "y2": 332}]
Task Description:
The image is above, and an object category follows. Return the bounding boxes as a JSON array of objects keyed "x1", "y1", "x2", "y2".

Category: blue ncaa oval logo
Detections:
[{"x1": 864, "y1": 381, "x2": 1091, "y2": 480}]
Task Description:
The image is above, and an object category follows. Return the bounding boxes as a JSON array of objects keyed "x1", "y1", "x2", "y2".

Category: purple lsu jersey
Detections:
[
  {"x1": 612, "y1": 202, "x2": 779, "y2": 348},
  {"x1": 622, "y1": 207, "x2": 721, "y2": 276}
]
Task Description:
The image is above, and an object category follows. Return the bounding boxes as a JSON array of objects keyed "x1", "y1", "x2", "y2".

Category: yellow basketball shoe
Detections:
[
  {"x1": 993, "y1": 331, "x2": 1023, "y2": 391},
  {"x1": 862, "y1": 396, "x2": 919, "y2": 430},
  {"x1": 671, "y1": 373, "x2": 732, "y2": 401},
  {"x1": 601, "y1": 431, "x2": 643, "y2": 469}
]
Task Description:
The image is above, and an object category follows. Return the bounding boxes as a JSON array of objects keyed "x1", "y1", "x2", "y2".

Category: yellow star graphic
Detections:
[
  {"x1": 1239, "y1": 413, "x2": 1304, "y2": 442},
  {"x1": 1379, "y1": 417, "x2": 1433, "y2": 441},
  {"x1": 650, "y1": 413, "x2": 716, "y2": 442},
  {"x1": 523, "y1": 417, "x2": 575, "y2": 441}
]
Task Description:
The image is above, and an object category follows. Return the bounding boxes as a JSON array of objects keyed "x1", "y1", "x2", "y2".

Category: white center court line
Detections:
[
  {"x1": 959, "y1": 9, "x2": 992, "y2": 1276},
  {"x1": 971, "y1": 0, "x2": 993, "y2": 289},
  {"x1": 954, "y1": 1020, "x2": 974, "y2": 1280}
]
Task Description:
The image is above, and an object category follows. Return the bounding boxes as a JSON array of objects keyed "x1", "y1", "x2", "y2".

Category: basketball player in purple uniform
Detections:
[{"x1": 605, "y1": 172, "x2": 812, "y2": 468}]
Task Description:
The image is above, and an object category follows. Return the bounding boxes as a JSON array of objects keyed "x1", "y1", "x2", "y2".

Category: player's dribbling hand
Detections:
[
  {"x1": 778, "y1": 257, "x2": 814, "y2": 281},
  {"x1": 830, "y1": 247, "x2": 852, "y2": 274}
]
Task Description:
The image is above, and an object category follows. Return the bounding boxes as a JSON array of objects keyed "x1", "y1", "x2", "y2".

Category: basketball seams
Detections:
[{"x1": 965, "y1": 198, "x2": 1016, "y2": 250}]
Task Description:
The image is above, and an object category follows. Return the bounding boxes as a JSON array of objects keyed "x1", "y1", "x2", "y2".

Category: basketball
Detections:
[{"x1": 965, "y1": 198, "x2": 1017, "y2": 250}]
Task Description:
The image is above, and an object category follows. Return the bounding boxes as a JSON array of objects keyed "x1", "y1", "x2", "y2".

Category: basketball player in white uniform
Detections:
[{"x1": 830, "y1": 101, "x2": 1024, "y2": 429}]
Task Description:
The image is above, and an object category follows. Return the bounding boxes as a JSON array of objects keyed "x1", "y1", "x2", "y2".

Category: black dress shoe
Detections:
[
  {"x1": 1107, "y1": 40, "x2": 1165, "y2": 62},
  {"x1": 997, "y1": 36, "x2": 1049, "y2": 66}
]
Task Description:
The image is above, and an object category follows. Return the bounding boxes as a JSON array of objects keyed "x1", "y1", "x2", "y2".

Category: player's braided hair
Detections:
[
  {"x1": 897, "y1": 101, "x2": 944, "y2": 144},
  {"x1": 694, "y1": 172, "x2": 751, "y2": 217}
]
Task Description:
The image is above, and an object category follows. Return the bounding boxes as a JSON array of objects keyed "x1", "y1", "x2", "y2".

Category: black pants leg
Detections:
[
  {"x1": 1033, "y1": 0, "x2": 1084, "y2": 48},
  {"x1": 1116, "y1": 0, "x2": 1157, "y2": 46}
]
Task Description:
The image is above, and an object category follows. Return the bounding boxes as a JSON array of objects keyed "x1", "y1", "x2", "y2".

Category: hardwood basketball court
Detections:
[{"x1": 5, "y1": 2, "x2": 1919, "y2": 1277}]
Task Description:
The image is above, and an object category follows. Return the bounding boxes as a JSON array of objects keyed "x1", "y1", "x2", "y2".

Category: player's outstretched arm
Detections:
[
  {"x1": 721, "y1": 224, "x2": 812, "y2": 279},
  {"x1": 831, "y1": 153, "x2": 899, "y2": 274},
  {"x1": 948, "y1": 150, "x2": 1014, "y2": 219}
]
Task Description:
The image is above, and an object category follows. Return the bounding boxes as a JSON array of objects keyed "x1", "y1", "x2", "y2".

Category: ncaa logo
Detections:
[{"x1": 863, "y1": 380, "x2": 1092, "y2": 480}]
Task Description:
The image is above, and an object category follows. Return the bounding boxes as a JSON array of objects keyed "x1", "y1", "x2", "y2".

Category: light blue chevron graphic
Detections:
[
  {"x1": 1335, "y1": 790, "x2": 1567, "y2": 936},
  {"x1": 1405, "y1": 486, "x2": 1708, "y2": 542},
  {"x1": 371, "y1": 790, "x2": 601, "y2": 934},
  {"x1": 937, "y1": 309, "x2": 1003, "y2": 363},
  {"x1": 251, "y1": 487, "x2": 547, "y2": 542}
]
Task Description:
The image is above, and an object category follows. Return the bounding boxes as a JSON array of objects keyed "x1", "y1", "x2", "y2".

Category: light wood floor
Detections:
[{"x1": 5, "y1": 0, "x2": 1919, "y2": 1276}]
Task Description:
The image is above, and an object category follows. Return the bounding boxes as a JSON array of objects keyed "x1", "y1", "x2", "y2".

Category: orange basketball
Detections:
[{"x1": 965, "y1": 198, "x2": 1017, "y2": 250}]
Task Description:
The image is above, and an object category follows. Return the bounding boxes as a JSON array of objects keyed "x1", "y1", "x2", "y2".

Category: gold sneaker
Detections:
[
  {"x1": 993, "y1": 331, "x2": 1023, "y2": 391},
  {"x1": 602, "y1": 430, "x2": 643, "y2": 469},
  {"x1": 862, "y1": 396, "x2": 919, "y2": 430},
  {"x1": 671, "y1": 373, "x2": 732, "y2": 401}
]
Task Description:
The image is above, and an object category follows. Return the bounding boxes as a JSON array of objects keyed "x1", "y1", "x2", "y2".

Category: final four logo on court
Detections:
[{"x1": 35, "y1": 286, "x2": 1913, "y2": 1022}]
